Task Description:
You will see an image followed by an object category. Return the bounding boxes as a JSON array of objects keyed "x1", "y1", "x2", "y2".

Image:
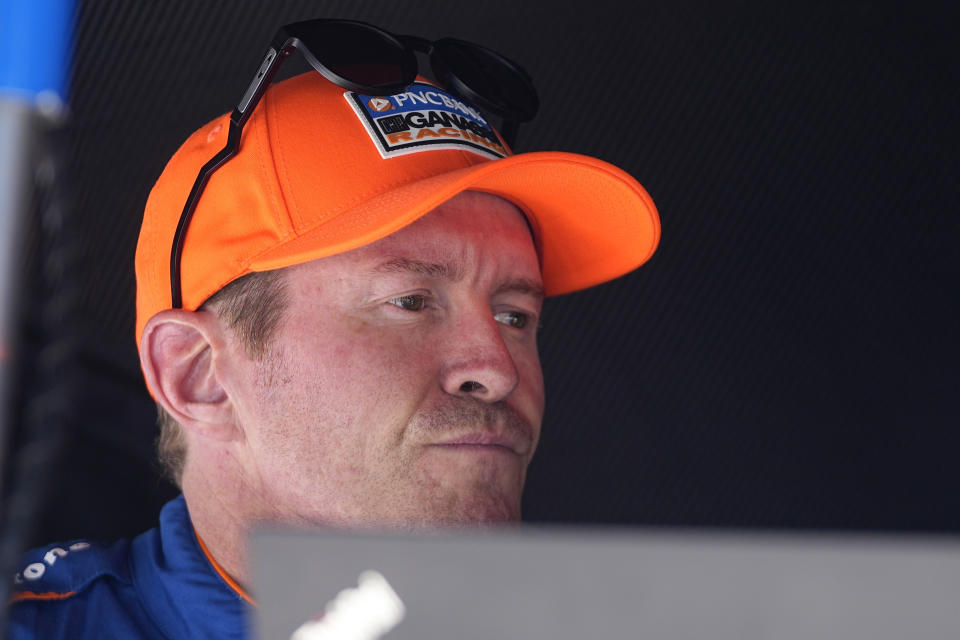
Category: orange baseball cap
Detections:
[{"x1": 135, "y1": 72, "x2": 660, "y2": 347}]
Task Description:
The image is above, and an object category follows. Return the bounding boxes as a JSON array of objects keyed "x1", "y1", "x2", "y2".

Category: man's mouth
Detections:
[
  {"x1": 414, "y1": 400, "x2": 536, "y2": 456},
  {"x1": 433, "y1": 432, "x2": 525, "y2": 455}
]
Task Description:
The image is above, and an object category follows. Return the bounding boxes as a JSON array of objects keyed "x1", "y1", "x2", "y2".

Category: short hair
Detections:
[{"x1": 155, "y1": 269, "x2": 289, "y2": 487}]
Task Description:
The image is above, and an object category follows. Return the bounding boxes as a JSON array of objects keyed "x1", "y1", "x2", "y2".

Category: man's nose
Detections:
[{"x1": 439, "y1": 311, "x2": 520, "y2": 402}]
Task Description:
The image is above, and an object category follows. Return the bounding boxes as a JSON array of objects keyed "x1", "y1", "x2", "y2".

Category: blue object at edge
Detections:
[{"x1": 0, "y1": 0, "x2": 75, "y2": 102}]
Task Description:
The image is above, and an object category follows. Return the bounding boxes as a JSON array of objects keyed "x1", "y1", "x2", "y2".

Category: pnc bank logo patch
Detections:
[{"x1": 346, "y1": 82, "x2": 508, "y2": 160}]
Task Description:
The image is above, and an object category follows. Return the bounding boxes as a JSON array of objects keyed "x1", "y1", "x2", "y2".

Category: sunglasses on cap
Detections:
[{"x1": 170, "y1": 18, "x2": 540, "y2": 308}]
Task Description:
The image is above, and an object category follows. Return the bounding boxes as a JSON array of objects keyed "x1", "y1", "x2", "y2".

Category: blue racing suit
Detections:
[{"x1": 7, "y1": 495, "x2": 254, "y2": 638}]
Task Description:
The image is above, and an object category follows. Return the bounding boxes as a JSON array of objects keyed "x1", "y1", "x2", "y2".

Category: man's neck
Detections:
[{"x1": 181, "y1": 463, "x2": 252, "y2": 589}]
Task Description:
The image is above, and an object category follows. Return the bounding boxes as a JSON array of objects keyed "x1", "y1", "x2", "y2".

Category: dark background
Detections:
[{"x1": 7, "y1": 0, "x2": 959, "y2": 547}]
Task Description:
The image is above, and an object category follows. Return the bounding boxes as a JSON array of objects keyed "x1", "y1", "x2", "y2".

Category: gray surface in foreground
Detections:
[{"x1": 252, "y1": 526, "x2": 960, "y2": 639}]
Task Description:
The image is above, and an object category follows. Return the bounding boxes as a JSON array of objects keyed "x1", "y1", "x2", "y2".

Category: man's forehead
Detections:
[{"x1": 298, "y1": 191, "x2": 540, "y2": 273}]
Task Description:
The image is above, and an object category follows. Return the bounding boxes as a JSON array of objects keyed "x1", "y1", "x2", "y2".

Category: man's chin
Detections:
[
  {"x1": 422, "y1": 489, "x2": 522, "y2": 529},
  {"x1": 413, "y1": 451, "x2": 528, "y2": 523}
]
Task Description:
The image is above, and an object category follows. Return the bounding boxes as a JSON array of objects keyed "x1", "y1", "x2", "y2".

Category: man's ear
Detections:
[{"x1": 140, "y1": 309, "x2": 238, "y2": 441}]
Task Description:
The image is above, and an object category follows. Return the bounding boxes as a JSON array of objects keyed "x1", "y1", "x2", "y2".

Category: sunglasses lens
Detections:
[
  {"x1": 284, "y1": 20, "x2": 413, "y2": 90},
  {"x1": 433, "y1": 39, "x2": 539, "y2": 122}
]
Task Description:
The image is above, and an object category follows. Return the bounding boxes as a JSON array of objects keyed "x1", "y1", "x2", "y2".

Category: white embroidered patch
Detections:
[{"x1": 345, "y1": 81, "x2": 508, "y2": 160}]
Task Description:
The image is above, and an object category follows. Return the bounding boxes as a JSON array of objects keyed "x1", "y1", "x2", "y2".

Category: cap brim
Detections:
[{"x1": 249, "y1": 150, "x2": 660, "y2": 296}]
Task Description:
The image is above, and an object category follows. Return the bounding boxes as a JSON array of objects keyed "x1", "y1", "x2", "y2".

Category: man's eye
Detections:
[
  {"x1": 388, "y1": 295, "x2": 426, "y2": 311},
  {"x1": 494, "y1": 310, "x2": 528, "y2": 329}
]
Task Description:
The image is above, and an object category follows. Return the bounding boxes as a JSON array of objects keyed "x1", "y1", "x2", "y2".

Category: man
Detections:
[{"x1": 7, "y1": 20, "x2": 659, "y2": 639}]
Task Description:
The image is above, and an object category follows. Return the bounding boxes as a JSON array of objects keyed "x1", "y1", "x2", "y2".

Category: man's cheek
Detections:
[{"x1": 516, "y1": 356, "x2": 545, "y2": 412}]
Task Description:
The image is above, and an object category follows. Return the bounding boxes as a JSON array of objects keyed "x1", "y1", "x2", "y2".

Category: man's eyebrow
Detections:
[
  {"x1": 372, "y1": 257, "x2": 544, "y2": 301},
  {"x1": 373, "y1": 257, "x2": 464, "y2": 280},
  {"x1": 493, "y1": 278, "x2": 545, "y2": 302}
]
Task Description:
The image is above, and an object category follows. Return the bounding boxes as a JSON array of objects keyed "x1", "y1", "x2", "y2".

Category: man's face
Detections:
[{"x1": 225, "y1": 191, "x2": 545, "y2": 528}]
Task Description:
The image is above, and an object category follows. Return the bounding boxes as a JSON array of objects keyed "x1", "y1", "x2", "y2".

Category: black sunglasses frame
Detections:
[{"x1": 169, "y1": 19, "x2": 539, "y2": 309}]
